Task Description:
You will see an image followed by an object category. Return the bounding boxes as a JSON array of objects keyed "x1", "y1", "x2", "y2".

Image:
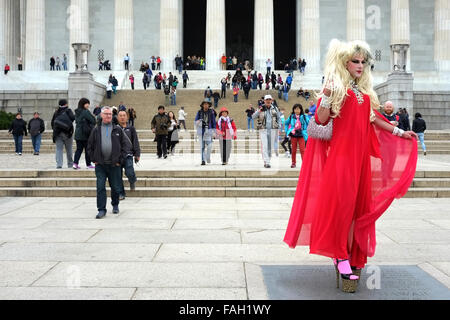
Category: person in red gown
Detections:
[{"x1": 283, "y1": 39, "x2": 418, "y2": 293}]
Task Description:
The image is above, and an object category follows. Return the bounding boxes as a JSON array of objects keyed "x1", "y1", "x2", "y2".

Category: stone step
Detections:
[
  {"x1": 0, "y1": 186, "x2": 449, "y2": 198},
  {"x1": 1, "y1": 169, "x2": 449, "y2": 178},
  {"x1": 0, "y1": 177, "x2": 448, "y2": 188}
]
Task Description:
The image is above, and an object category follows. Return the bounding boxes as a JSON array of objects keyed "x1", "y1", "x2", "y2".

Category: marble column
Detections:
[
  {"x1": 160, "y1": 0, "x2": 180, "y2": 71},
  {"x1": 69, "y1": 0, "x2": 90, "y2": 72},
  {"x1": 114, "y1": 0, "x2": 134, "y2": 71},
  {"x1": 434, "y1": 0, "x2": 450, "y2": 72},
  {"x1": 301, "y1": 0, "x2": 320, "y2": 73},
  {"x1": 390, "y1": 0, "x2": 410, "y2": 71},
  {"x1": 3, "y1": 0, "x2": 21, "y2": 70},
  {"x1": 205, "y1": 0, "x2": 225, "y2": 71},
  {"x1": 347, "y1": 0, "x2": 366, "y2": 41},
  {"x1": 0, "y1": 0, "x2": 5, "y2": 70},
  {"x1": 25, "y1": 0, "x2": 45, "y2": 71},
  {"x1": 253, "y1": 0, "x2": 274, "y2": 72}
]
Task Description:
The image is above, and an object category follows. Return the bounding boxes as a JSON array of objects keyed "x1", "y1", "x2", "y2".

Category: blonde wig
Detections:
[{"x1": 321, "y1": 39, "x2": 380, "y2": 117}]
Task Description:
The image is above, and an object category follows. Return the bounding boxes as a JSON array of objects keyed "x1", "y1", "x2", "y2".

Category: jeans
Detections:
[
  {"x1": 259, "y1": 129, "x2": 278, "y2": 165},
  {"x1": 55, "y1": 133, "x2": 73, "y2": 168},
  {"x1": 247, "y1": 117, "x2": 254, "y2": 130},
  {"x1": 13, "y1": 134, "x2": 23, "y2": 153},
  {"x1": 283, "y1": 92, "x2": 289, "y2": 102},
  {"x1": 170, "y1": 94, "x2": 176, "y2": 105},
  {"x1": 31, "y1": 134, "x2": 42, "y2": 153},
  {"x1": 74, "y1": 139, "x2": 91, "y2": 166},
  {"x1": 156, "y1": 134, "x2": 167, "y2": 157},
  {"x1": 120, "y1": 156, "x2": 137, "y2": 196},
  {"x1": 95, "y1": 164, "x2": 121, "y2": 211},
  {"x1": 177, "y1": 65, "x2": 182, "y2": 74},
  {"x1": 234, "y1": 94, "x2": 238, "y2": 102},
  {"x1": 417, "y1": 132, "x2": 426, "y2": 152},
  {"x1": 199, "y1": 132, "x2": 213, "y2": 163}
]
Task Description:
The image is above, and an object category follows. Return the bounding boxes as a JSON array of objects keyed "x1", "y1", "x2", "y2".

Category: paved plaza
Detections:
[{"x1": 0, "y1": 152, "x2": 449, "y2": 300}]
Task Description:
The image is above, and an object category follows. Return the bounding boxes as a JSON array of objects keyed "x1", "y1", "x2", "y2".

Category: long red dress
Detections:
[{"x1": 283, "y1": 89, "x2": 418, "y2": 268}]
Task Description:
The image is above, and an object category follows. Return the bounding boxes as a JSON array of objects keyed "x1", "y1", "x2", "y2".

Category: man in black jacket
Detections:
[
  {"x1": 87, "y1": 106, "x2": 128, "y2": 219},
  {"x1": 27, "y1": 112, "x2": 45, "y2": 155},
  {"x1": 413, "y1": 112, "x2": 427, "y2": 156},
  {"x1": 51, "y1": 99, "x2": 75, "y2": 168},
  {"x1": 8, "y1": 112, "x2": 27, "y2": 155},
  {"x1": 117, "y1": 110, "x2": 141, "y2": 199}
]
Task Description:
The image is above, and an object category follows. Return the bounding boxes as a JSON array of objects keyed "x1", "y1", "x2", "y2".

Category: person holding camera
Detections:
[
  {"x1": 151, "y1": 105, "x2": 170, "y2": 159},
  {"x1": 195, "y1": 100, "x2": 216, "y2": 165},
  {"x1": 51, "y1": 99, "x2": 75, "y2": 169},
  {"x1": 252, "y1": 94, "x2": 281, "y2": 168}
]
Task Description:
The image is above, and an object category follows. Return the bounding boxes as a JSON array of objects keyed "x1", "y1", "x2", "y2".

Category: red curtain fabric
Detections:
[{"x1": 283, "y1": 91, "x2": 418, "y2": 268}]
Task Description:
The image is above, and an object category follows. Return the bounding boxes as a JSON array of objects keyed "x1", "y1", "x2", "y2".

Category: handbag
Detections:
[{"x1": 307, "y1": 118, "x2": 333, "y2": 141}]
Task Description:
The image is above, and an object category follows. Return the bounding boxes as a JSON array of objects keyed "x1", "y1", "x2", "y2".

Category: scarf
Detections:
[{"x1": 218, "y1": 116, "x2": 234, "y2": 137}]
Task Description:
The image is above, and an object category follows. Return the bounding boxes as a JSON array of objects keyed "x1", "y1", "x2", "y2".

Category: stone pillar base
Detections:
[
  {"x1": 68, "y1": 72, "x2": 106, "y2": 111},
  {"x1": 375, "y1": 72, "x2": 414, "y2": 123}
]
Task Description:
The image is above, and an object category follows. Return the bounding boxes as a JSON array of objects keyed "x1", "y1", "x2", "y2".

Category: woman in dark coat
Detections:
[{"x1": 73, "y1": 98, "x2": 96, "y2": 169}]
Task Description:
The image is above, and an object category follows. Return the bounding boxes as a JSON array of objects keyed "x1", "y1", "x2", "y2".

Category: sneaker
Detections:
[
  {"x1": 201, "y1": 161, "x2": 206, "y2": 166},
  {"x1": 291, "y1": 164, "x2": 296, "y2": 168},
  {"x1": 73, "y1": 163, "x2": 80, "y2": 170},
  {"x1": 87, "y1": 164, "x2": 95, "y2": 169},
  {"x1": 56, "y1": 166, "x2": 62, "y2": 169},
  {"x1": 96, "y1": 210, "x2": 107, "y2": 219},
  {"x1": 119, "y1": 194, "x2": 125, "y2": 200},
  {"x1": 164, "y1": 155, "x2": 168, "y2": 159},
  {"x1": 285, "y1": 152, "x2": 290, "y2": 158},
  {"x1": 35, "y1": 152, "x2": 39, "y2": 156},
  {"x1": 424, "y1": 151, "x2": 427, "y2": 156},
  {"x1": 18, "y1": 152, "x2": 22, "y2": 156},
  {"x1": 130, "y1": 182, "x2": 136, "y2": 191},
  {"x1": 112, "y1": 205, "x2": 119, "y2": 214}
]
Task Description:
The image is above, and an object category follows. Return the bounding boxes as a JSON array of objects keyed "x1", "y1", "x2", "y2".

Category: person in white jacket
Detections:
[{"x1": 178, "y1": 107, "x2": 187, "y2": 130}]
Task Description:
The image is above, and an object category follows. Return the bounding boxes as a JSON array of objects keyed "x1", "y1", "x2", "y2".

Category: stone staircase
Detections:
[
  {"x1": 0, "y1": 130, "x2": 448, "y2": 155},
  {"x1": 0, "y1": 169, "x2": 449, "y2": 198},
  {"x1": 101, "y1": 88, "x2": 317, "y2": 130}
]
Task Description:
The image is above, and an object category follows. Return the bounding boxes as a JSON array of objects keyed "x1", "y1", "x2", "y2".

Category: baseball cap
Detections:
[{"x1": 264, "y1": 94, "x2": 273, "y2": 100}]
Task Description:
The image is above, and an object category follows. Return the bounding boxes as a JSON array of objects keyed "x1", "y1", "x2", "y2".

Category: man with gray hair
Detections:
[
  {"x1": 87, "y1": 106, "x2": 128, "y2": 219},
  {"x1": 252, "y1": 94, "x2": 281, "y2": 168}
]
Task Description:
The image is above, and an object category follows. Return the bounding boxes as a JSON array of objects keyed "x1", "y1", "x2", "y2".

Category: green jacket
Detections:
[
  {"x1": 74, "y1": 108, "x2": 96, "y2": 141},
  {"x1": 151, "y1": 113, "x2": 170, "y2": 135}
]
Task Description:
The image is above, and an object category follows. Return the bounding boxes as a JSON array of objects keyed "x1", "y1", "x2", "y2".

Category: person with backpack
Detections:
[
  {"x1": 73, "y1": 98, "x2": 96, "y2": 169},
  {"x1": 51, "y1": 99, "x2": 75, "y2": 169},
  {"x1": 204, "y1": 86, "x2": 213, "y2": 102},
  {"x1": 164, "y1": 85, "x2": 170, "y2": 105},
  {"x1": 27, "y1": 112, "x2": 45, "y2": 155},
  {"x1": 216, "y1": 107, "x2": 237, "y2": 165},
  {"x1": 285, "y1": 104, "x2": 309, "y2": 168},
  {"x1": 8, "y1": 112, "x2": 27, "y2": 155},
  {"x1": 143, "y1": 73, "x2": 149, "y2": 90},
  {"x1": 413, "y1": 112, "x2": 427, "y2": 156},
  {"x1": 183, "y1": 71, "x2": 189, "y2": 88}
]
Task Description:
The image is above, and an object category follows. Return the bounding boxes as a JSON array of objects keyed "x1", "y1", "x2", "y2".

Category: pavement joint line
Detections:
[
  {"x1": 85, "y1": 229, "x2": 103, "y2": 243},
  {"x1": 418, "y1": 262, "x2": 450, "y2": 289},
  {"x1": 170, "y1": 219, "x2": 177, "y2": 230},
  {"x1": 378, "y1": 230, "x2": 400, "y2": 245},
  {"x1": 243, "y1": 262, "x2": 249, "y2": 300},
  {"x1": 29, "y1": 261, "x2": 61, "y2": 287},
  {"x1": 151, "y1": 243, "x2": 163, "y2": 262},
  {"x1": 423, "y1": 218, "x2": 448, "y2": 230},
  {"x1": 130, "y1": 288, "x2": 139, "y2": 300}
]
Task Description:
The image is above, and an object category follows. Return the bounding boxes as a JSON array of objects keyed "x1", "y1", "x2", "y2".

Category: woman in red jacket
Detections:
[
  {"x1": 284, "y1": 39, "x2": 418, "y2": 293},
  {"x1": 216, "y1": 107, "x2": 237, "y2": 165}
]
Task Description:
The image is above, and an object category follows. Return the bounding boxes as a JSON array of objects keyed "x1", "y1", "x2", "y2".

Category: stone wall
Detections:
[
  {"x1": 133, "y1": 0, "x2": 160, "y2": 68},
  {"x1": 410, "y1": 0, "x2": 435, "y2": 72},
  {"x1": 414, "y1": 91, "x2": 450, "y2": 130},
  {"x1": 0, "y1": 90, "x2": 69, "y2": 129},
  {"x1": 45, "y1": 0, "x2": 70, "y2": 70}
]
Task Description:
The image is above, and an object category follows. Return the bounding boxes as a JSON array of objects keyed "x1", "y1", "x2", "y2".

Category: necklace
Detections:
[{"x1": 350, "y1": 81, "x2": 364, "y2": 105}]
